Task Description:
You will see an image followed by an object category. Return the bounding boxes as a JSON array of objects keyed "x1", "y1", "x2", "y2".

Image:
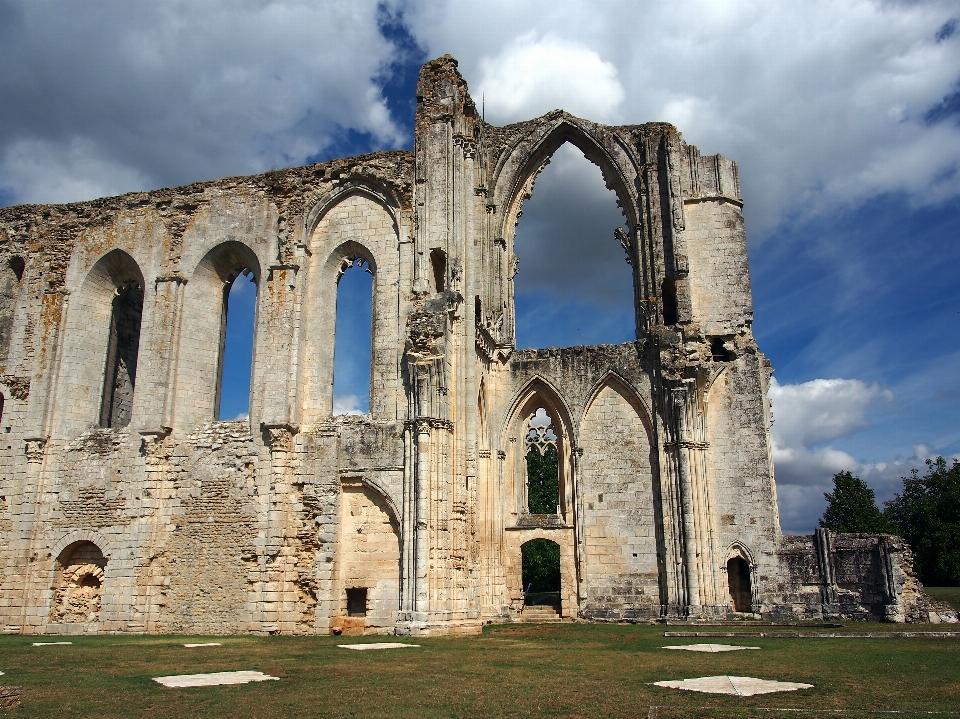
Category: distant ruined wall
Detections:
[
  {"x1": 768, "y1": 530, "x2": 957, "y2": 623},
  {"x1": 0, "y1": 55, "x2": 937, "y2": 637}
]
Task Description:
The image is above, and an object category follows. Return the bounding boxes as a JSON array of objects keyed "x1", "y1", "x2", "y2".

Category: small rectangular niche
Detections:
[{"x1": 346, "y1": 587, "x2": 368, "y2": 617}]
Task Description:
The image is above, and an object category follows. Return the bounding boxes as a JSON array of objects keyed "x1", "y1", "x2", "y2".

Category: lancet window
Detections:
[
  {"x1": 100, "y1": 280, "x2": 143, "y2": 428},
  {"x1": 524, "y1": 407, "x2": 559, "y2": 515}
]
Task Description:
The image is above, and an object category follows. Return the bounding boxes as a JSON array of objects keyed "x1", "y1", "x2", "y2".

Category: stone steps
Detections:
[{"x1": 520, "y1": 605, "x2": 562, "y2": 622}]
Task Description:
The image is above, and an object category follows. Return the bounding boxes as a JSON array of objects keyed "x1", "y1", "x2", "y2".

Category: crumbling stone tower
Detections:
[{"x1": 0, "y1": 56, "x2": 920, "y2": 637}]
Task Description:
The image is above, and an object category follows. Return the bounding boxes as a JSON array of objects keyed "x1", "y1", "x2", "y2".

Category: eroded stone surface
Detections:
[
  {"x1": 653, "y1": 675, "x2": 813, "y2": 696},
  {"x1": 338, "y1": 643, "x2": 420, "y2": 650},
  {"x1": 152, "y1": 671, "x2": 279, "y2": 688},
  {"x1": 183, "y1": 643, "x2": 221, "y2": 647},
  {"x1": 32, "y1": 642, "x2": 71, "y2": 646}
]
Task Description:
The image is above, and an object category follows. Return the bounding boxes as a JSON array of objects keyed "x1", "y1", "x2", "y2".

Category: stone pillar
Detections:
[{"x1": 139, "y1": 275, "x2": 186, "y2": 433}]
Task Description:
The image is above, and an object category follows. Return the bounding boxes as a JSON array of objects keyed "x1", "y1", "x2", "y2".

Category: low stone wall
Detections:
[{"x1": 766, "y1": 530, "x2": 958, "y2": 623}]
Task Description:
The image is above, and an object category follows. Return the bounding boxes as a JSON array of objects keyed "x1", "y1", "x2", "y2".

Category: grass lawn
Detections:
[{"x1": 0, "y1": 622, "x2": 958, "y2": 718}]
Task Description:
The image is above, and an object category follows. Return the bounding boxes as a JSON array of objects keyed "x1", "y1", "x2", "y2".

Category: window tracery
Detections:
[{"x1": 524, "y1": 407, "x2": 559, "y2": 515}]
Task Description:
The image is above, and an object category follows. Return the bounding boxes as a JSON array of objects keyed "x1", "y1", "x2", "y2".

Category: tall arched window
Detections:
[
  {"x1": 0, "y1": 256, "x2": 25, "y2": 363},
  {"x1": 100, "y1": 280, "x2": 144, "y2": 428},
  {"x1": 218, "y1": 270, "x2": 257, "y2": 420},
  {"x1": 333, "y1": 257, "x2": 373, "y2": 415},
  {"x1": 54, "y1": 249, "x2": 144, "y2": 437},
  {"x1": 175, "y1": 241, "x2": 260, "y2": 428},
  {"x1": 512, "y1": 143, "x2": 634, "y2": 349},
  {"x1": 525, "y1": 407, "x2": 559, "y2": 515}
]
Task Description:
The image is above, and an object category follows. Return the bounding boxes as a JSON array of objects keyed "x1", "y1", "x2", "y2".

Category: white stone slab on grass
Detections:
[
  {"x1": 153, "y1": 671, "x2": 279, "y2": 688},
  {"x1": 653, "y1": 675, "x2": 812, "y2": 696},
  {"x1": 663, "y1": 644, "x2": 760, "y2": 652},
  {"x1": 183, "y1": 643, "x2": 222, "y2": 648},
  {"x1": 32, "y1": 642, "x2": 72, "y2": 646},
  {"x1": 338, "y1": 643, "x2": 420, "y2": 651}
]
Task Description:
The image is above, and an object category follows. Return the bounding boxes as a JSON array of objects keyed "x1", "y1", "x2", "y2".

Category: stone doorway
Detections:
[
  {"x1": 727, "y1": 557, "x2": 752, "y2": 613},
  {"x1": 522, "y1": 539, "x2": 561, "y2": 608}
]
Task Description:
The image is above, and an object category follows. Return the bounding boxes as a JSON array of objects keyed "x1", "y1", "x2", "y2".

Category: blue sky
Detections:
[{"x1": 1, "y1": 0, "x2": 958, "y2": 534}]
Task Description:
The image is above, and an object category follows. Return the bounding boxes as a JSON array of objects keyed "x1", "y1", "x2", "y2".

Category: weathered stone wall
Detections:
[
  {"x1": 0, "y1": 55, "x2": 934, "y2": 637},
  {"x1": 767, "y1": 531, "x2": 958, "y2": 623}
]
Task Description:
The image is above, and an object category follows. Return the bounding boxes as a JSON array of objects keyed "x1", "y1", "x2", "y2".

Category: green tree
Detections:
[
  {"x1": 522, "y1": 539, "x2": 561, "y2": 594},
  {"x1": 526, "y1": 445, "x2": 559, "y2": 514},
  {"x1": 884, "y1": 457, "x2": 960, "y2": 586},
  {"x1": 819, "y1": 470, "x2": 894, "y2": 533}
]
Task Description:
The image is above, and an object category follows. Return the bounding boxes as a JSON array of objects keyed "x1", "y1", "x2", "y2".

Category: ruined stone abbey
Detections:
[{"x1": 0, "y1": 56, "x2": 938, "y2": 636}]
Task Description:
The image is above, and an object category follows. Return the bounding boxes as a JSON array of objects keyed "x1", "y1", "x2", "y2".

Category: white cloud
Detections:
[
  {"x1": 333, "y1": 394, "x2": 365, "y2": 415},
  {"x1": 475, "y1": 32, "x2": 625, "y2": 124},
  {"x1": 769, "y1": 377, "x2": 893, "y2": 451},
  {"x1": 407, "y1": 0, "x2": 960, "y2": 238},
  {"x1": 767, "y1": 376, "x2": 939, "y2": 533},
  {"x1": 768, "y1": 376, "x2": 890, "y2": 493}
]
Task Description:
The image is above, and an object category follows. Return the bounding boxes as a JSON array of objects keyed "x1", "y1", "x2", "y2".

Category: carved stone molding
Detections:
[
  {"x1": 0, "y1": 376, "x2": 30, "y2": 401},
  {"x1": 24, "y1": 437, "x2": 47, "y2": 464},
  {"x1": 663, "y1": 441, "x2": 709, "y2": 451},
  {"x1": 139, "y1": 427, "x2": 172, "y2": 459},
  {"x1": 614, "y1": 226, "x2": 634, "y2": 268},
  {"x1": 404, "y1": 417, "x2": 454, "y2": 433},
  {"x1": 261, "y1": 423, "x2": 299, "y2": 453}
]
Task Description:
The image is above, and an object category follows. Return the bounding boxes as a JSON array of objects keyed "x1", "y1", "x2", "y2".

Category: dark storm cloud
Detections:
[{"x1": 0, "y1": 0, "x2": 405, "y2": 204}]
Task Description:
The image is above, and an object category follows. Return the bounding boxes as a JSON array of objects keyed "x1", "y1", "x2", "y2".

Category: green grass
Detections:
[
  {"x1": 924, "y1": 587, "x2": 960, "y2": 612},
  {"x1": 0, "y1": 623, "x2": 958, "y2": 718}
]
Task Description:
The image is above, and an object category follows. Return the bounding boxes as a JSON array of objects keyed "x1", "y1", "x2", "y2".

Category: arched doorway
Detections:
[
  {"x1": 727, "y1": 557, "x2": 752, "y2": 613},
  {"x1": 522, "y1": 539, "x2": 560, "y2": 608}
]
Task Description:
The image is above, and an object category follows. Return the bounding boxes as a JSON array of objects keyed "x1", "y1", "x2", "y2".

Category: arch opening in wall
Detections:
[
  {"x1": 56, "y1": 249, "x2": 145, "y2": 437},
  {"x1": 0, "y1": 256, "x2": 25, "y2": 363},
  {"x1": 509, "y1": 141, "x2": 635, "y2": 349},
  {"x1": 218, "y1": 269, "x2": 257, "y2": 420},
  {"x1": 51, "y1": 541, "x2": 107, "y2": 624},
  {"x1": 522, "y1": 539, "x2": 561, "y2": 607},
  {"x1": 525, "y1": 407, "x2": 559, "y2": 515},
  {"x1": 504, "y1": 380, "x2": 575, "y2": 524},
  {"x1": 100, "y1": 280, "x2": 144, "y2": 427},
  {"x1": 333, "y1": 256, "x2": 373, "y2": 415},
  {"x1": 430, "y1": 248, "x2": 446, "y2": 293},
  {"x1": 176, "y1": 241, "x2": 261, "y2": 428},
  {"x1": 727, "y1": 556, "x2": 752, "y2": 613}
]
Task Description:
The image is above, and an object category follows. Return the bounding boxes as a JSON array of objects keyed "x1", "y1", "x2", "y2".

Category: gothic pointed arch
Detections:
[
  {"x1": 54, "y1": 248, "x2": 146, "y2": 437},
  {"x1": 581, "y1": 371, "x2": 654, "y2": 435},
  {"x1": 298, "y1": 187, "x2": 400, "y2": 425},
  {"x1": 489, "y1": 115, "x2": 646, "y2": 347},
  {"x1": 175, "y1": 240, "x2": 262, "y2": 428},
  {"x1": 578, "y1": 369, "x2": 664, "y2": 616},
  {"x1": 492, "y1": 115, "x2": 641, "y2": 239},
  {"x1": 304, "y1": 183, "x2": 401, "y2": 243},
  {"x1": 501, "y1": 377, "x2": 576, "y2": 523}
]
